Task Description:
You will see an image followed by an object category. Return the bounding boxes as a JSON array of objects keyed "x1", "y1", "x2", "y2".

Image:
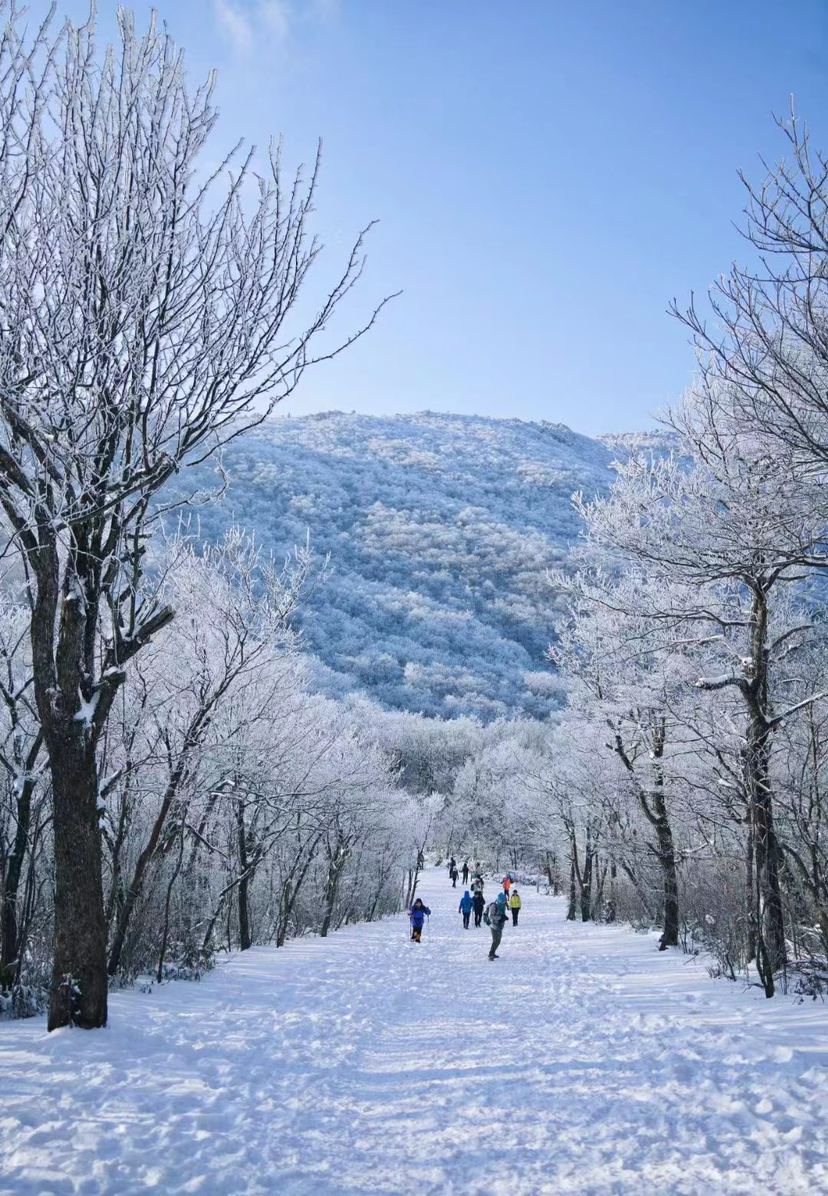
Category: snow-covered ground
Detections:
[{"x1": 1, "y1": 871, "x2": 827, "y2": 1195}]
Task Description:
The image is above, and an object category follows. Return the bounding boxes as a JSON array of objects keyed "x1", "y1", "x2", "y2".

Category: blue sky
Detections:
[{"x1": 54, "y1": 1, "x2": 828, "y2": 434}]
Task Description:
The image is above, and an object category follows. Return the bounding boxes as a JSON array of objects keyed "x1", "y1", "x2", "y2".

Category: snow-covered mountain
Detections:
[{"x1": 177, "y1": 411, "x2": 614, "y2": 719}]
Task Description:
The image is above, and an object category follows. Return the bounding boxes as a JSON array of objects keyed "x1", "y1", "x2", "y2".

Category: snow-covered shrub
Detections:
[{"x1": 0, "y1": 980, "x2": 48, "y2": 1020}]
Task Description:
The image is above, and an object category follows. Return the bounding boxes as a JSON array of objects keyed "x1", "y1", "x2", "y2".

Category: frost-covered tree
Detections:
[
  {"x1": 103, "y1": 528, "x2": 313, "y2": 977},
  {"x1": 551, "y1": 573, "x2": 691, "y2": 947},
  {"x1": 574, "y1": 392, "x2": 828, "y2": 993},
  {"x1": 0, "y1": 7, "x2": 385, "y2": 1028}
]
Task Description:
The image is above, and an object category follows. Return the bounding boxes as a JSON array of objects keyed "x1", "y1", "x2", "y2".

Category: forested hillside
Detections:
[{"x1": 175, "y1": 412, "x2": 614, "y2": 719}]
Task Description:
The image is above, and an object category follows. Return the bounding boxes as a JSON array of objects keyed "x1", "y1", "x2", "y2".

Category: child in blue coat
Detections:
[
  {"x1": 458, "y1": 890, "x2": 473, "y2": 929},
  {"x1": 409, "y1": 898, "x2": 431, "y2": 942}
]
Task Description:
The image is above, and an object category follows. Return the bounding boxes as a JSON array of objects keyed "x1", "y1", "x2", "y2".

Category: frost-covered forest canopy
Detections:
[
  {"x1": 1, "y1": 0, "x2": 828, "y2": 1046},
  {"x1": 171, "y1": 411, "x2": 616, "y2": 720}
]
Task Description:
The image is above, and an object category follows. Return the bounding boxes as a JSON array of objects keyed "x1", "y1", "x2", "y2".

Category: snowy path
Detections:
[{"x1": 2, "y1": 872, "x2": 828, "y2": 1195}]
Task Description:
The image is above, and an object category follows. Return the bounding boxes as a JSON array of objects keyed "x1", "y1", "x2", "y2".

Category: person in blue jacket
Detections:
[
  {"x1": 408, "y1": 897, "x2": 431, "y2": 942},
  {"x1": 458, "y1": 889, "x2": 473, "y2": 929}
]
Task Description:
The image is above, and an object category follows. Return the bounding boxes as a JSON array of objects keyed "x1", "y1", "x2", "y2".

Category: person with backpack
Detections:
[
  {"x1": 509, "y1": 888, "x2": 522, "y2": 926},
  {"x1": 408, "y1": 898, "x2": 431, "y2": 943},
  {"x1": 461, "y1": 860, "x2": 469, "y2": 884},
  {"x1": 484, "y1": 891, "x2": 509, "y2": 960},
  {"x1": 470, "y1": 874, "x2": 484, "y2": 897},
  {"x1": 502, "y1": 874, "x2": 512, "y2": 896},
  {"x1": 458, "y1": 889, "x2": 473, "y2": 929},
  {"x1": 472, "y1": 889, "x2": 485, "y2": 928}
]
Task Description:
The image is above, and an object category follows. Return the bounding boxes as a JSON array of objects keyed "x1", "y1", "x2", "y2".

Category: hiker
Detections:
[
  {"x1": 485, "y1": 892, "x2": 509, "y2": 960},
  {"x1": 461, "y1": 860, "x2": 469, "y2": 884},
  {"x1": 470, "y1": 874, "x2": 484, "y2": 897},
  {"x1": 472, "y1": 889, "x2": 485, "y2": 928},
  {"x1": 450, "y1": 864, "x2": 459, "y2": 888},
  {"x1": 447, "y1": 856, "x2": 456, "y2": 877},
  {"x1": 409, "y1": 898, "x2": 431, "y2": 943},
  {"x1": 509, "y1": 888, "x2": 522, "y2": 926},
  {"x1": 502, "y1": 873, "x2": 512, "y2": 895},
  {"x1": 458, "y1": 890, "x2": 473, "y2": 929}
]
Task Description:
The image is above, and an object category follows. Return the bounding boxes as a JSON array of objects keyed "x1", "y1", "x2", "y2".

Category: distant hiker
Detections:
[
  {"x1": 447, "y1": 856, "x2": 456, "y2": 876},
  {"x1": 484, "y1": 892, "x2": 509, "y2": 960},
  {"x1": 458, "y1": 890, "x2": 473, "y2": 929},
  {"x1": 502, "y1": 874, "x2": 512, "y2": 895},
  {"x1": 461, "y1": 860, "x2": 469, "y2": 884},
  {"x1": 472, "y1": 890, "x2": 485, "y2": 928},
  {"x1": 470, "y1": 874, "x2": 484, "y2": 897},
  {"x1": 409, "y1": 898, "x2": 431, "y2": 943},
  {"x1": 509, "y1": 888, "x2": 522, "y2": 926},
  {"x1": 450, "y1": 864, "x2": 459, "y2": 888}
]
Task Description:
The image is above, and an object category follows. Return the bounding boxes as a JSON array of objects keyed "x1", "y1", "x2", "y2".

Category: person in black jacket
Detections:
[{"x1": 472, "y1": 890, "x2": 485, "y2": 928}]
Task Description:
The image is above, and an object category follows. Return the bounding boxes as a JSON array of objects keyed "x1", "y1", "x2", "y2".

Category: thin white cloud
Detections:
[
  {"x1": 213, "y1": 0, "x2": 340, "y2": 57},
  {"x1": 214, "y1": 0, "x2": 255, "y2": 56},
  {"x1": 259, "y1": 0, "x2": 291, "y2": 42}
]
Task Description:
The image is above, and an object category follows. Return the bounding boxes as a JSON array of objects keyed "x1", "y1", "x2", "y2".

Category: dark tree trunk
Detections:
[
  {"x1": 1, "y1": 751, "x2": 41, "y2": 977},
  {"x1": 156, "y1": 824, "x2": 187, "y2": 982},
  {"x1": 744, "y1": 589, "x2": 786, "y2": 995},
  {"x1": 544, "y1": 851, "x2": 560, "y2": 896},
  {"x1": 580, "y1": 831, "x2": 594, "y2": 922},
  {"x1": 654, "y1": 808, "x2": 679, "y2": 950},
  {"x1": 745, "y1": 805, "x2": 757, "y2": 964},
  {"x1": 567, "y1": 840, "x2": 578, "y2": 921},
  {"x1": 650, "y1": 730, "x2": 679, "y2": 950},
  {"x1": 236, "y1": 799, "x2": 251, "y2": 951},
  {"x1": 750, "y1": 748, "x2": 786, "y2": 994},
  {"x1": 48, "y1": 738, "x2": 108, "y2": 1029},
  {"x1": 613, "y1": 718, "x2": 679, "y2": 949},
  {"x1": 320, "y1": 839, "x2": 350, "y2": 939}
]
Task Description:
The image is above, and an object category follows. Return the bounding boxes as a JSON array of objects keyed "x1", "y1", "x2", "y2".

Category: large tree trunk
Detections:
[
  {"x1": 654, "y1": 811, "x2": 679, "y2": 950},
  {"x1": 48, "y1": 738, "x2": 108, "y2": 1029},
  {"x1": 749, "y1": 735, "x2": 786, "y2": 993},
  {"x1": 29, "y1": 535, "x2": 110, "y2": 1031}
]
